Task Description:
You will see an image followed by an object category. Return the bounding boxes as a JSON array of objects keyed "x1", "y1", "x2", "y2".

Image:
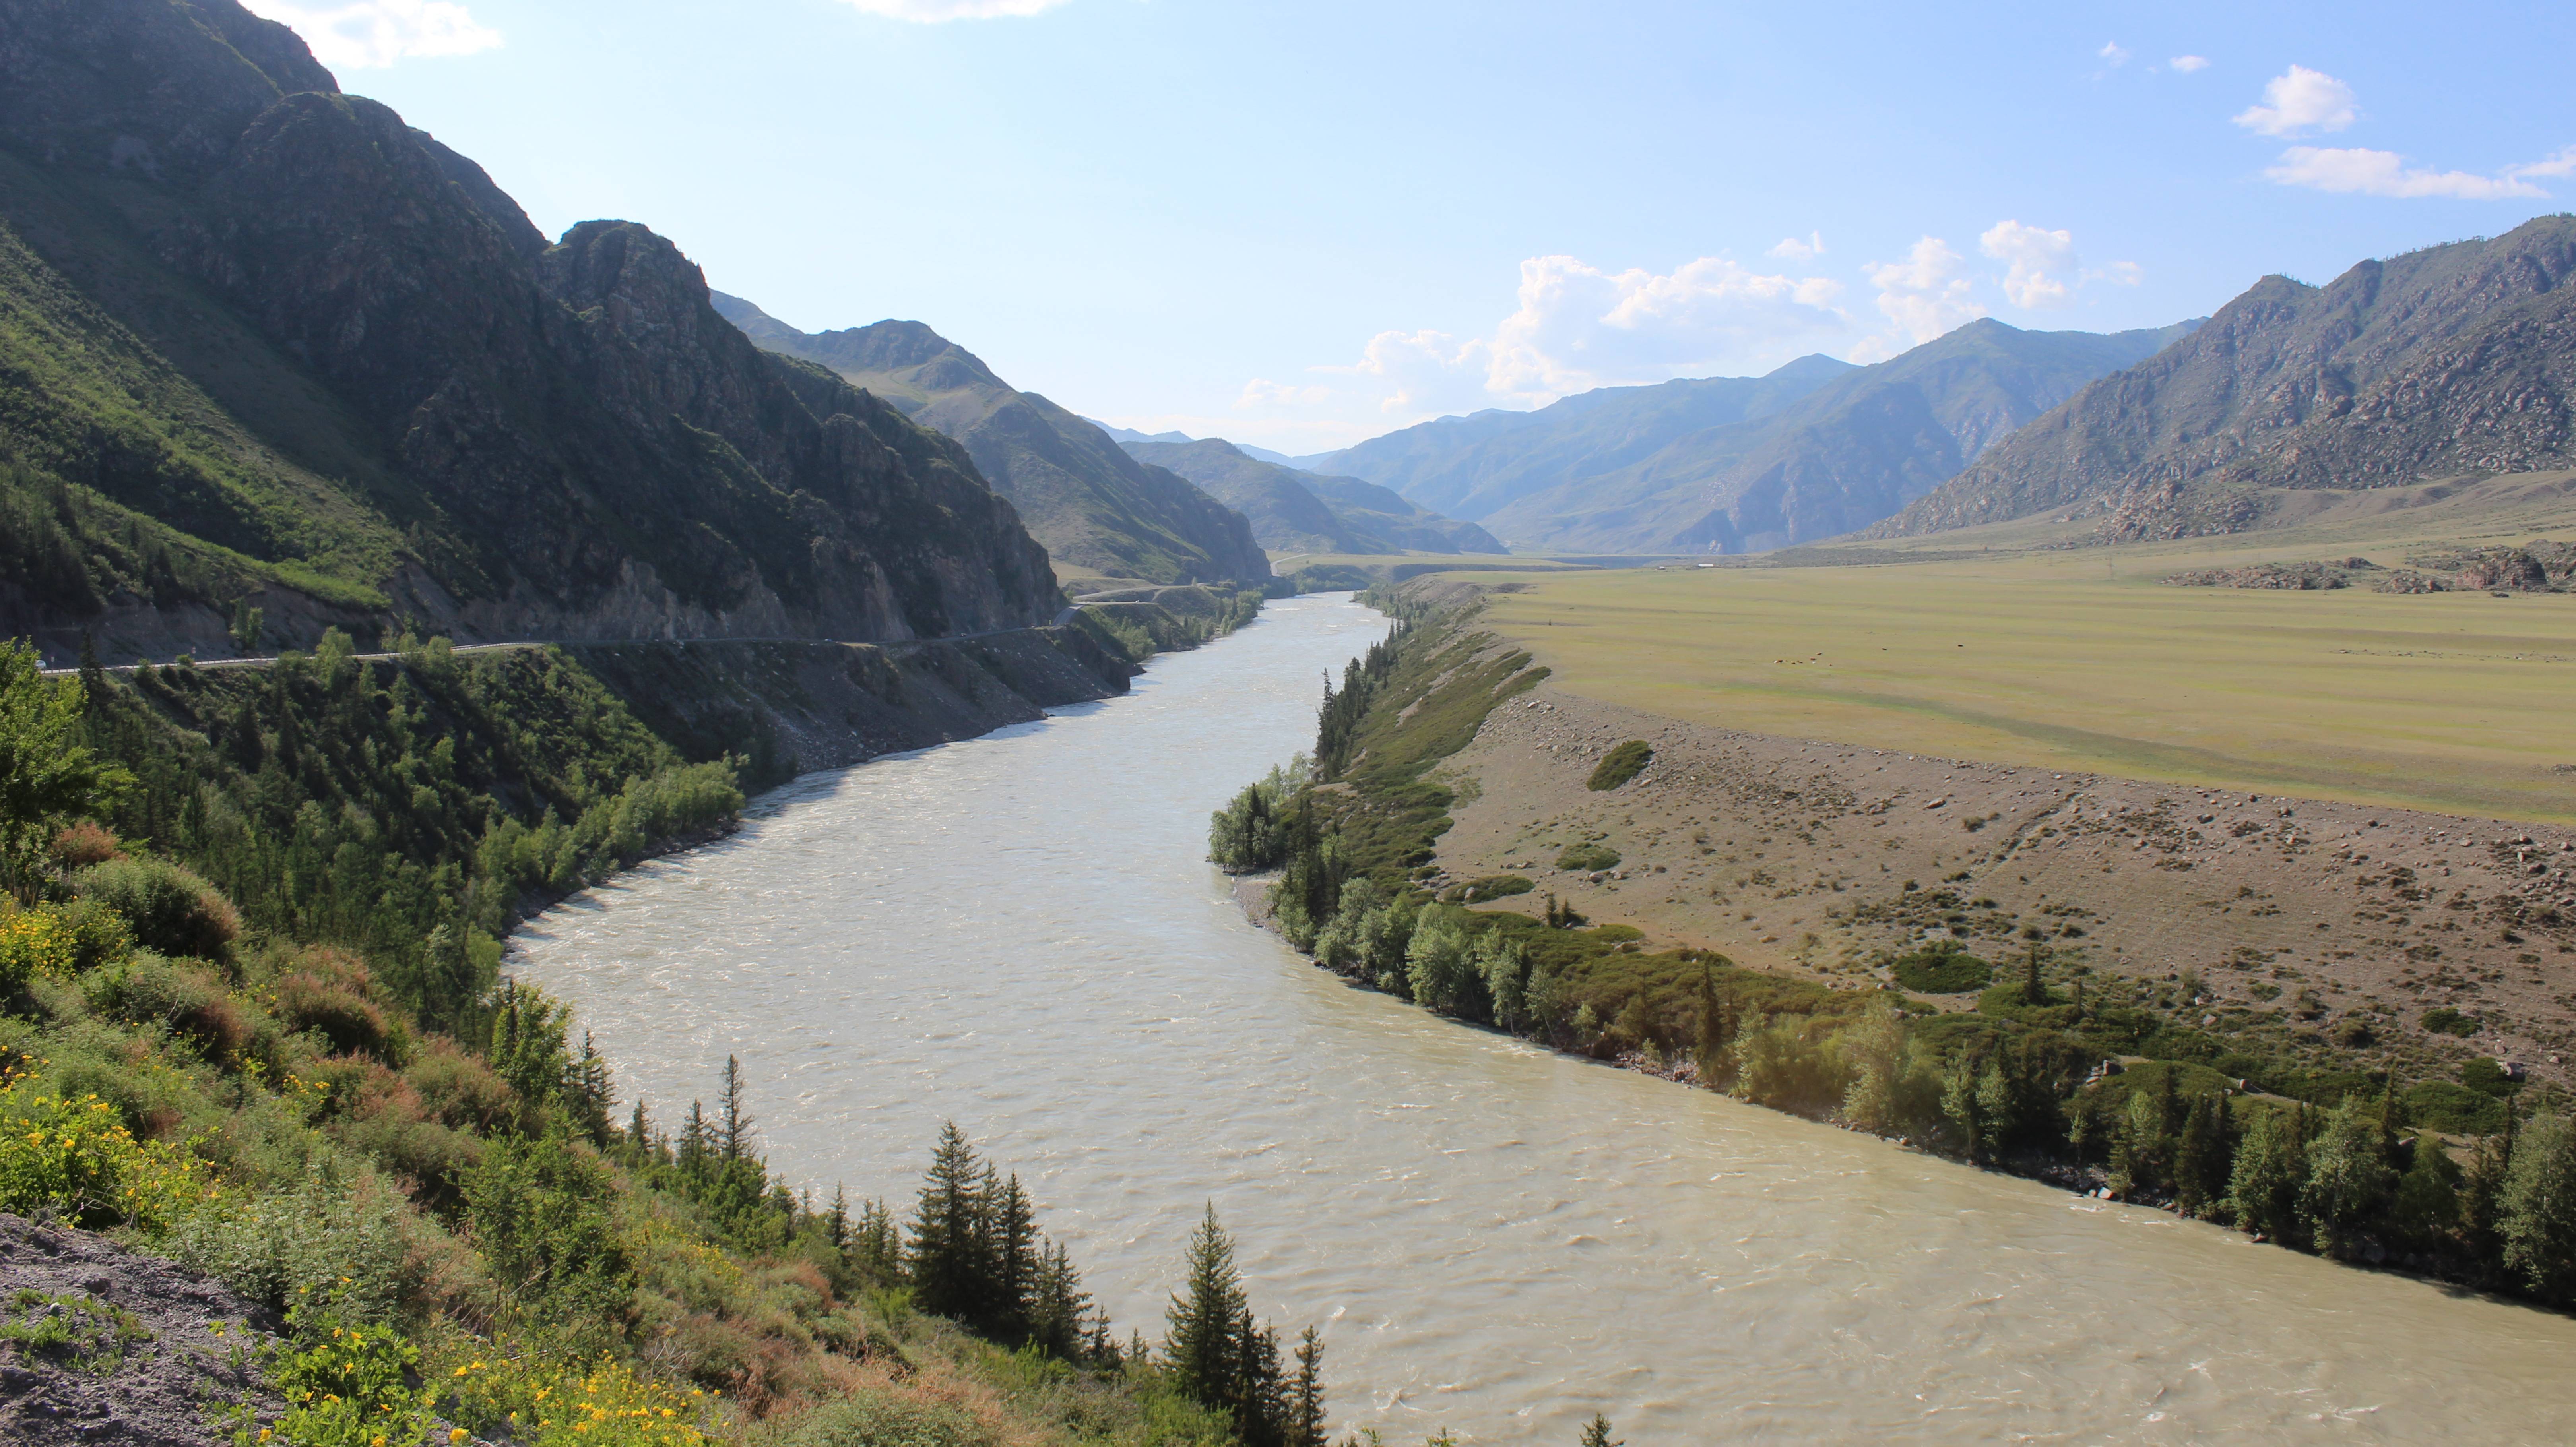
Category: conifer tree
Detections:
[
  {"x1": 2301, "y1": 1099, "x2": 2396, "y2": 1258},
  {"x1": 1290, "y1": 1326, "x2": 1327, "y2": 1447},
  {"x1": 909, "y1": 1123, "x2": 989, "y2": 1322},
  {"x1": 2229, "y1": 1106, "x2": 2308, "y2": 1244},
  {"x1": 995, "y1": 1172, "x2": 1040, "y2": 1337},
  {"x1": 677, "y1": 1099, "x2": 710, "y2": 1175},
  {"x1": 2462, "y1": 1100, "x2": 2518, "y2": 1276},
  {"x1": 2173, "y1": 1093, "x2": 2234, "y2": 1216},
  {"x1": 2021, "y1": 940, "x2": 2047, "y2": 1005},
  {"x1": 1166, "y1": 1204, "x2": 1250, "y2": 1409},
  {"x1": 1579, "y1": 1414, "x2": 1622, "y2": 1447},
  {"x1": 826, "y1": 1183, "x2": 852, "y2": 1251},
  {"x1": 2392, "y1": 1131, "x2": 2463, "y2": 1250},
  {"x1": 717, "y1": 1054, "x2": 756, "y2": 1160},
  {"x1": 2502, "y1": 1113, "x2": 2576, "y2": 1303},
  {"x1": 1695, "y1": 965, "x2": 1734, "y2": 1091},
  {"x1": 568, "y1": 1031, "x2": 616, "y2": 1146}
]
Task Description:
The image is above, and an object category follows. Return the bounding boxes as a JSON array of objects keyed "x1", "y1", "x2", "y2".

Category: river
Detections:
[{"x1": 512, "y1": 591, "x2": 2576, "y2": 1443}]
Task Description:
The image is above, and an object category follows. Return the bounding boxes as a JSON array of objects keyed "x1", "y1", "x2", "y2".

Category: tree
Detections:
[
  {"x1": 0, "y1": 637, "x2": 128, "y2": 902},
  {"x1": 1479, "y1": 932, "x2": 1530, "y2": 1032},
  {"x1": 2392, "y1": 1133, "x2": 2462, "y2": 1251},
  {"x1": 2301, "y1": 1099, "x2": 2396, "y2": 1258},
  {"x1": 2021, "y1": 940, "x2": 2048, "y2": 1006},
  {"x1": 717, "y1": 1054, "x2": 756, "y2": 1160},
  {"x1": 2462, "y1": 1100, "x2": 2517, "y2": 1275},
  {"x1": 461, "y1": 1132, "x2": 634, "y2": 1347},
  {"x1": 2229, "y1": 1105, "x2": 2308, "y2": 1245},
  {"x1": 909, "y1": 1122, "x2": 991, "y2": 1321},
  {"x1": 1694, "y1": 966, "x2": 1734, "y2": 1091},
  {"x1": 2173, "y1": 1093, "x2": 2235, "y2": 1217},
  {"x1": 1404, "y1": 908, "x2": 1479, "y2": 1015},
  {"x1": 1839, "y1": 998, "x2": 1905, "y2": 1131},
  {"x1": 993, "y1": 1171, "x2": 1040, "y2": 1337},
  {"x1": 567, "y1": 1031, "x2": 616, "y2": 1146},
  {"x1": 2502, "y1": 1113, "x2": 2576, "y2": 1303},
  {"x1": 1167, "y1": 1204, "x2": 1249, "y2": 1409},
  {"x1": 1579, "y1": 1414, "x2": 1622, "y2": 1447},
  {"x1": 1290, "y1": 1326, "x2": 1327, "y2": 1447}
]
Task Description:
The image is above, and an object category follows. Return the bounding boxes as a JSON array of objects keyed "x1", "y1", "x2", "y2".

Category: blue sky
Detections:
[{"x1": 250, "y1": 0, "x2": 2575, "y2": 452}]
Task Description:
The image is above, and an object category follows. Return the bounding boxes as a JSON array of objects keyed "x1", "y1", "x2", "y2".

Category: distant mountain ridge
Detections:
[
  {"x1": 712, "y1": 297, "x2": 1270, "y2": 587},
  {"x1": 0, "y1": 0, "x2": 1061, "y2": 660},
  {"x1": 1872, "y1": 216, "x2": 2576, "y2": 541},
  {"x1": 1313, "y1": 323, "x2": 2196, "y2": 553},
  {"x1": 1115, "y1": 438, "x2": 1506, "y2": 556}
]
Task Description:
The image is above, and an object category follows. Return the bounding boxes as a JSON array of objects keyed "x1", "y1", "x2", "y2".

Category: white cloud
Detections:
[
  {"x1": 241, "y1": 0, "x2": 500, "y2": 68},
  {"x1": 1863, "y1": 237, "x2": 1982, "y2": 348},
  {"x1": 1978, "y1": 220, "x2": 2079, "y2": 309},
  {"x1": 2098, "y1": 41, "x2": 2130, "y2": 66},
  {"x1": 2096, "y1": 260, "x2": 2145, "y2": 286},
  {"x1": 2265, "y1": 146, "x2": 2547, "y2": 200},
  {"x1": 1767, "y1": 232, "x2": 1826, "y2": 262},
  {"x1": 2169, "y1": 55, "x2": 2210, "y2": 73},
  {"x1": 2232, "y1": 65, "x2": 2357, "y2": 138},
  {"x1": 1236, "y1": 378, "x2": 1331, "y2": 409},
  {"x1": 832, "y1": 0, "x2": 1074, "y2": 19},
  {"x1": 2512, "y1": 146, "x2": 2576, "y2": 181},
  {"x1": 1315, "y1": 330, "x2": 1495, "y2": 416},
  {"x1": 1482, "y1": 254, "x2": 1848, "y2": 403}
]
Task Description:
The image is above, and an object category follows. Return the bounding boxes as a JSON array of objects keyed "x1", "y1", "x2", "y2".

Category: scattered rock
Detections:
[{"x1": 2161, "y1": 562, "x2": 2350, "y2": 590}]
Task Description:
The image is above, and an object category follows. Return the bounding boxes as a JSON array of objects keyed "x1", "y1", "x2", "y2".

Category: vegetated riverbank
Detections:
[
  {"x1": 1216, "y1": 579, "x2": 2576, "y2": 1308},
  {"x1": 0, "y1": 591, "x2": 1361, "y2": 1445}
]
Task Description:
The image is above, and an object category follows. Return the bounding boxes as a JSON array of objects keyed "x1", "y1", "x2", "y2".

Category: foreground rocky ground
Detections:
[
  {"x1": 0, "y1": 1215, "x2": 279, "y2": 1447},
  {"x1": 1434, "y1": 687, "x2": 2576, "y2": 1089}
]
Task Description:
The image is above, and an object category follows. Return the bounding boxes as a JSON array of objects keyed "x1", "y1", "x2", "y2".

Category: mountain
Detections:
[
  {"x1": 712, "y1": 297, "x2": 1270, "y2": 588},
  {"x1": 0, "y1": 0, "x2": 1061, "y2": 661},
  {"x1": 1873, "y1": 217, "x2": 2576, "y2": 541},
  {"x1": 1089, "y1": 422, "x2": 1304, "y2": 469},
  {"x1": 1116, "y1": 438, "x2": 1507, "y2": 555},
  {"x1": 1312, "y1": 325, "x2": 2193, "y2": 553}
]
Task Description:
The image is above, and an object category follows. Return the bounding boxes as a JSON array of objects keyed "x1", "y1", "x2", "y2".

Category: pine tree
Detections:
[
  {"x1": 2501, "y1": 1112, "x2": 2576, "y2": 1303},
  {"x1": 1166, "y1": 1204, "x2": 1249, "y2": 1410},
  {"x1": 1579, "y1": 1414, "x2": 1622, "y2": 1447},
  {"x1": 994, "y1": 1173, "x2": 1040, "y2": 1338},
  {"x1": 2021, "y1": 940, "x2": 2048, "y2": 1005},
  {"x1": 717, "y1": 1054, "x2": 755, "y2": 1160},
  {"x1": 826, "y1": 1183, "x2": 852, "y2": 1251},
  {"x1": 1236, "y1": 1313, "x2": 1286, "y2": 1447},
  {"x1": 1694, "y1": 965, "x2": 1734, "y2": 1091},
  {"x1": 677, "y1": 1099, "x2": 710, "y2": 1175},
  {"x1": 2173, "y1": 1093, "x2": 2234, "y2": 1217},
  {"x1": 568, "y1": 1031, "x2": 616, "y2": 1146},
  {"x1": 626, "y1": 1097, "x2": 652, "y2": 1158},
  {"x1": 1290, "y1": 1326, "x2": 1327, "y2": 1447},
  {"x1": 2462, "y1": 1100, "x2": 2517, "y2": 1277},
  {"x1": 909, "y1": 1123, "x2": 989, "y2": 1322}
]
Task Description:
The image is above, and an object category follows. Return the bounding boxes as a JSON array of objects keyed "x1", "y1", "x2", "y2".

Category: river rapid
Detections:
[{"x1": 512, "y1": 592, "x2": 2576, "y2": 1443}]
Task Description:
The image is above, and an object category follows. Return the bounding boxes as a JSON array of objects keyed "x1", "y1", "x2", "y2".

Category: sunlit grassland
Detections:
[{"x1": 1463, "y1": 480, "x2": 2576, "y2": 823}]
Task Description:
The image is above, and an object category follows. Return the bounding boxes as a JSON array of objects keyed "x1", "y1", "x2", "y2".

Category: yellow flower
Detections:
[{"x1": 450, "y1": 1432, "x2": 470, "y2": 1445}]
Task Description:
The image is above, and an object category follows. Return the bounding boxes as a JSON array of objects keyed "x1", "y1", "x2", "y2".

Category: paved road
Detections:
[{"x1": 38, "y1": 621, "x2": 1088, "y2": 679}]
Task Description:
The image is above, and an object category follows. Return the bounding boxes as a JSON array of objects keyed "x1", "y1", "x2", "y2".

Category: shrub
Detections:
[
  {"x1": 1556, "y1": 843, "x2": 1620, "y2": 872},
  {"x1": 444, "y1": 1348, "x2": 717, "y2": 1447},
  {"x1": 251, "y1": 1318, "x2": 437, "y2": 1447},
  {"x1": 1890, "y1": 945, "x2": 1992, "y2": 994},
  {"x1": 85, "y1": 954, "x2": 250, "y2": 1058},
  {"x1": 1442, "y1": 874, "x2": 1533, "y2": 903},
  {"x1": 48, "y1": 822, "x2": 122, "y2": 870},
  {"x1": 75, "y1": 858, "x2": 239, "y2": 961},
  {"x1": 0, "y1": 1087, "x2": 212, "y2": 1231},
  {"x1": 1585, "y1": 741, "x2": 1652, "y2": 791},
  {"x1": 788, "y1": 1388, "x2": 993, "y2": 1447},
  {"x1": 0, "y1": 905, "x2": 80, "y2": 991},
  {"x1": 162, "y1": 1168, "x2": 412, "y2": 1325},
  {"x1": 274, "y1": 951, "x2": 398, "y2": 1063},
  {"x1": 2405, "y1": 1081, "x2": 2506, "y2": 1135},
  {"x1": 2422, "y1": 1007, "x2": 2482, "y2": 1037}
]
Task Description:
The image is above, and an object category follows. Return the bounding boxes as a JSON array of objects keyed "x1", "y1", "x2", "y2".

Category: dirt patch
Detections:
[
  {"x1": 1434, "y1": 687, "x2": 2576, "y2": 1088},
  {"x1": 0, "y1": 1215, "x2": 281, "y2": 1447}
]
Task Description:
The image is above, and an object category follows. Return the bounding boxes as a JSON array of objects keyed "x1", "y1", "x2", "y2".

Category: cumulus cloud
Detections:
[
  {"x1": 1310, "y1": 330, "x2": 1494, "y2": 416},
  {"x1": 2169, "y1": 54, "x2": 2211, "y2": 73},
  {"x1": 2233, "y1": 65, "x2": 2357, "y2": 137},
  {"x1": 2266, "y1": 146, "x2": 2547, "y2": 200},
  {"x1": 2098, "y1": 41, "x2": 2130, "y2": 66},
  {"x1": 1978, "y1": 220, "x2": 2079, "y2": 309},
  {"x1": 833, "y1": 0, "x2": 1074, "y2": 18},
  {"x1": 1480, "y1": 254, "x2": 1848, "y2": 402},
  {"x1": 241, "y1": 0, "x2": 500, "y2": 68},
  {"x1": 1862, "y1": 237, "x2": 1982, "y2": 348},
  {"x1": 1767, "y1": 232, "x2": 1826, "y2": 262},
  {"x1": 2514, "y1": 146, "x2": 2576, "y2": 181}
]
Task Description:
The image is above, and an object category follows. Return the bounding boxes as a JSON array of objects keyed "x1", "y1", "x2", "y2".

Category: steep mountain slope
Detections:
[
  {"x1": 0, "y1": 0, "x2": 1060, "y2": 661},
  {"x1": 1308, "y1": 353, "x2": 1858, "y2": 524},
  {"x1": 1479, "y1": 319, "x2": 2194, "y2": 552},
  {"x1": 712, "y1": 296, "x2": 1270, "y2": 587},
  {"x1": 1117, "y1": 438, "x2": 1506, "y2": 554},
  {"x1": 1874, "y1": 217, "x2": 2576, "y2": 540}
]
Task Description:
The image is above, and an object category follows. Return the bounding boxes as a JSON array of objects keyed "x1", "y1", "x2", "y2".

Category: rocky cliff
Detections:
[{"x1": 0, "y1": 0, "x2": 1061, "y2": 661}]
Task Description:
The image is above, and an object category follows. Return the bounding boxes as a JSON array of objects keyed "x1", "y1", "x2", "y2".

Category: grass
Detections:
[{"x1": 1459, "y1": 476, "x2": 2576, "y2": 823}]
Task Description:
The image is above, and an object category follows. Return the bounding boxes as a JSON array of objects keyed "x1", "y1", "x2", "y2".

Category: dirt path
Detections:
[{"x1": 1434, "y1": 686, "x2": 2576, "y2": 1087}]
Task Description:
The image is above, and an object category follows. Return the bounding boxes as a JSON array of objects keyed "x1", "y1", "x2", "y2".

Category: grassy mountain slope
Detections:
[
  {"x1": 0, "y1": 0, "x2": 1061, "y2": 661},
  {"x1": 1117, "y1": 437, "x2": 1506, "y2": 555},
  {"x1": 1476, "y1": 319, "x2": 2195, "y2": 552},
  {"x1": 711, "y1": 295, "x2": 1272, "y2": 588},
  {"x1": 1875, "y1": 216, "x2": 2576, "y2": 540},
  {"x1": 1307, "y1": 354, "x2": 1857, "y2": 524}
]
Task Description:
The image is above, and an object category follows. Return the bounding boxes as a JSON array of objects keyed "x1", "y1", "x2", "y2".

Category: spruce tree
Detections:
[
  {"x1": 826, "y1": 1183, "x2": 852, "y2": 1251},
  {"x1": 1694, "y1": 965, "x2": 1733, "y2": 1091},
  {"x1": 2021, "y1": 940, "x2": 2047, "y2": 1005},
  {"x1": 909, "y1": 1123, "x2": 989, "y2": 1321},
  {"x1": 2462, "y1": 1099, "x2": 2517, "y2": 1277},
  {"x1": 2173, "y1": 1093, "x2": 2234, "y2": 1217},
  {"x1": 1166, "y1": 1204, "x2": 1249, "y2": 1410},
  {"x1": 1579, "y1": 1414, "x2": 1622, "y2": 1447},
  {"x1": 1290, "y1": 1326, "x2": 1327, "y2": 1447},
  {"x1": 717, "y1": 1055, "x2": 756, "y2": 1160},
  {"x1": 994, "y1": 1173, "x2": 1040, "y2": 1338},
  {"x1": 2392, "y1": 1132, "x2": 2462, "y2": 1252}
]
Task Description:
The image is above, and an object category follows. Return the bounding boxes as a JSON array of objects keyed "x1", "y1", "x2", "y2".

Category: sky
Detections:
[{"x1": 245, "y1": 0, "x2": 2576, "y2": 454}]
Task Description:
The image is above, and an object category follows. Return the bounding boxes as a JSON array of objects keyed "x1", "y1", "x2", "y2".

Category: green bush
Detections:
[
  {"x1": 1585, "y1": 740, "x2": 1653, "y2": 791},
  {"x1": 2460, "y1": 1058, "x2": 2522, "y2": 1096},
  {"x1": 83, "y1": 953, "x2": 250, "y2": 1057},
  {"x1": 788, "y1": 1389, "x2": 997, "y2": 1447},
  {"x1": 2422, "y1": 1006, "x2": 2482, "y2": 1037},
  {"x1": 2405, "y1": 1081, "x2": 2507, "y2": 1134},
  {"x1": 161, "y1": 1168, "x2": 412, "y2": 1325},
  {"x1": 1442, "y1": 874, "x2": 1533, "y2": 903},
  {"x1": 74, "y1": 858, "x2": 239, "y2": 961},
  {"x1": 1890, "y1": 945, "x2": 1992, "y2": 994},
  {"x1": 1556, "y1": 843, "x2": 1620, "y2": 872}
]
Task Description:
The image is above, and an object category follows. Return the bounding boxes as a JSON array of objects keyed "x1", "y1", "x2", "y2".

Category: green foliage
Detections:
[
  {"x1": 0, "y1": 1289, "x2": 151, "y2": 1374},
  {"x1": 1554, "y1": 843, "x2": 1620, "y2": 872},
  {"x1": 788, "y1": 1389, "x2": 997, "y2": 1447},
  {"x1": 73, "y1": 857, "x2": 238, "y2": 960},
  {"x1": 252, "y1": 1317, "x2": 435, "y2": 1447},
  {"x1": 463, "y1": 1133, "x2": 635, "y2": 1344},
  {"x1": 1584, "y1": 740, "x2": 1651, "y2": 792},
  {"x1": 2504, "y1": 1114, "x2": 2576, "y2": 1303},
  {"x1": 2406, "y1": 1080, "x2": 2508, "y2": 1134},
  {"x1": 1440, "y1": 874, "x2": 1532, "y2": 903},
  {"x1": 2300, "y1": 1101, "x2": 2396, "y2": 1258},
  {"x1": 1579, "y1": 1414, "x2": 1623, "y2": 1447},
  {"x1": 0, "y1": 1085, "x2": 210, "y2": 1230},
  {"x1": 1208, "y1": 757, "x2": 1311, "y2": 873},
  {"x1": 1888, "y1": 944, "x2": 1992, "y2": 994},
  {"x1": 0, "y1": 639, "x2": 128, "y2": 901},
  {"x1": 2422, "y1": 1007, "x2": 2483, "y2": 1037},
  {"x1": 162, "y1": 1166, "x2": 410, "y2": 1326}
]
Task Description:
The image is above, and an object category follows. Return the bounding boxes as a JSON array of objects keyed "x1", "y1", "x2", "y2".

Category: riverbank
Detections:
[{"x1": 1225, "y1": 577, "x2": 2575, "y2": 1309}]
